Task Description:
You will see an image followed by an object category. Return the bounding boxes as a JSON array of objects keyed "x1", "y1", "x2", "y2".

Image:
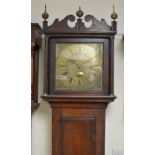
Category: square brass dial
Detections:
[{"x1": 55, "y1": 43, "x2": 103, "y2": 90}]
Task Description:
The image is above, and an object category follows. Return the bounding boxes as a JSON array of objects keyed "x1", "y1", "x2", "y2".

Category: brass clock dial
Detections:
[{"x1": 55, "y1": 43, "x2": 103, "y2": 90}]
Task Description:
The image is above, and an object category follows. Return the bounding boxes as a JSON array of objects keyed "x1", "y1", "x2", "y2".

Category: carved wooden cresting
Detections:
[
  {"x1": 42, "y1": 7, "x2": 117, "y2": 34},
  {"x1": 41, "y1": 6, "x2": 118, "y2": 155}
]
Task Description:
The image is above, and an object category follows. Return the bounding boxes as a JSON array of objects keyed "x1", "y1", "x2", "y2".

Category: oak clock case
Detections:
[
  {"x1": 31, "y1": 23, "x2": 42, "y2": 112},
  {"x1": 42, "y1": 6, "x2": 118, "y2": 155}
]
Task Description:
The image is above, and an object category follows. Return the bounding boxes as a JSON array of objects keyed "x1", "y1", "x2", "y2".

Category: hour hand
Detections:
[
  {"x1": 62, "y1": 71, "x2": 68, "y2": 75},
  {"x1": 77, "y1": 64, "x2": 81, "y2": 69},
  {"x1": 70, "y1": 60, "x2": 81, "y2": 69},
  {"x1": 69, "y1": 77, "x2": 73, "y2": 82}
]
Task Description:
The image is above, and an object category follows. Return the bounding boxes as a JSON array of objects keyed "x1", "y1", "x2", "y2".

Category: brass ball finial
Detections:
[
  {"x1": 42, "y1": 5, "x2": 49, "y2": 21},
  {"x1": 76, "y1": 6, "x2": 84, "y2": 18},
  {"x1": 111, "y1": 5, "x2": 118, "y2": 21}
]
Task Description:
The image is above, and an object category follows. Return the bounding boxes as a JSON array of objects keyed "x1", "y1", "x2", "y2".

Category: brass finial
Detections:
[
  {"x1": 42, "y1": 5, "x2": 49, "y2": 21},
  {"x1": 111, "y1": 5, "x2": 118, "y2": 21},
  {"x1": 76, "y1": 6, "x2": 84, "y2": 18}
]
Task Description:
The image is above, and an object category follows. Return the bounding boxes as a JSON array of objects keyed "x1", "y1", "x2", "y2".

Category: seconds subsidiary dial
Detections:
[{"x1": 55, "y1": 43, "x2": 103, "y2": 90}]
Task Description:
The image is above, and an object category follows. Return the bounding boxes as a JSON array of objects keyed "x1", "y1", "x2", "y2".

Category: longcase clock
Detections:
[{"x1": 41, "y1": 6, "x2": 118, "y2": 155}]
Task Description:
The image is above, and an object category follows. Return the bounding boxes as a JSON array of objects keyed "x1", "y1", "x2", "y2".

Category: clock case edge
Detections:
[{"x1": 31, "y1": 23, "x2": 42, "y2": 112}]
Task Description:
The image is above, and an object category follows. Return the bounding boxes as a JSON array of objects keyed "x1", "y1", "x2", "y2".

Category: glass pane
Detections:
[{"x1": 55, "y1": 43, "x2": 103, "y2": 90}]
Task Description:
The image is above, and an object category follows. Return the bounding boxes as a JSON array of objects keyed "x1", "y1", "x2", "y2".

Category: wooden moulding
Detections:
[
  {"x1": 43, "y1": 14, "x2": 116, "y2": 34},
  {"x1": 31, "y1": 23, "x2": 42, "y2": 112}
]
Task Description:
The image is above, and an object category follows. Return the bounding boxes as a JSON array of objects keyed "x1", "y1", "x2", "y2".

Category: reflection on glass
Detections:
[{"x1": 55, "y1": 43, "x2": 103, "y2": 90}]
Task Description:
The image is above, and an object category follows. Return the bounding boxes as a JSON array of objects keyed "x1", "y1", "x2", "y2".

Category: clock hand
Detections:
[
  {"x1": 79, "y1": 79, "x2": 81, "y2": 85},
  {"x1": 70, "y1": 60, "x2": 80, "y2": 68},
  {"x1": 59, "y1": 65, "x2": 66, "y2": 67},
  {"x1": 69, "y1": 77, "x2": 73, "y2": 82},
  {"x1": 77, "y1": 64, "x2": 81, "y2": 69},
  {"x1": 62, "y1": 71, "x2": 68, "y2": 75}
]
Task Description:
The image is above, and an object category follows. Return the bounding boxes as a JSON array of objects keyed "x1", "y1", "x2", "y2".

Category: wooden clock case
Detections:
[
  {"x1": 41, "y1": 7, "x2": 117, "y2": 155},
  {"x1": 31, "y1": 23, "x2": 42, "y2": 112}
]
